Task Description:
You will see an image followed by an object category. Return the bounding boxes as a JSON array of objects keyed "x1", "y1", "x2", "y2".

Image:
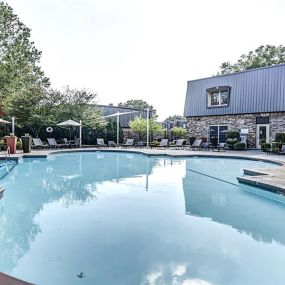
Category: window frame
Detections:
[{"x1": 206, "y1": 86, "x2": 231, "y2": 108}]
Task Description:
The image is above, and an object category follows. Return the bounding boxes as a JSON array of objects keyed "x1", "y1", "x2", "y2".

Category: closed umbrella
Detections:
[
  {"x1": 57, "y1": 119, "x2": 81, "y2": 142},
  {"x1": 0, "y1": 118, "x2": 10, "y2": 124}
]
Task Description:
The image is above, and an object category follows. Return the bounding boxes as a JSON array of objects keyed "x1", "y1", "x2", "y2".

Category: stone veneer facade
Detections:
[{"x1": 187, "y1": 112, "x2": 285, "y2": 148}]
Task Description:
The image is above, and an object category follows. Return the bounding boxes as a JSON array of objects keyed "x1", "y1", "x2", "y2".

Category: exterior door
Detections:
[
  {"x1": 209, "y1": 125, "x2": 228, "y2": 145},
  {"x1": 256, "y1": 124, "x2": 269, "y2": 149}
]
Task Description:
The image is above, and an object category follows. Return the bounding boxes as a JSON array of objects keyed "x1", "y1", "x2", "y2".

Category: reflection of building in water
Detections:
[{"x1": 183, "y1": 164, "x2": 285, "y2": 245}]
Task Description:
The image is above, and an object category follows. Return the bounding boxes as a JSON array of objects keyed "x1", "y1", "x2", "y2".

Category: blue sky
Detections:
[{"x1": 6, "y1": 0, "x2": 285, "y2": 120}]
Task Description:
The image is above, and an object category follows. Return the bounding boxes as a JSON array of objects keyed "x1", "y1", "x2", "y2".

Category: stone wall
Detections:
[{"x1": 186, "y1": 112, "x2": 285, "y2": 148}]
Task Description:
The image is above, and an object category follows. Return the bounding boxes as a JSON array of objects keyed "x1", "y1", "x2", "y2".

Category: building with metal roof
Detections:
[{"x1": 183, "y1": 64, "x2": 285, "y2": 148}]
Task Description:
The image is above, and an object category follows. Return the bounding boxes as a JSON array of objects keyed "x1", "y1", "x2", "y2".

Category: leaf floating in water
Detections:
[{"x1": 77, "y1": 272, "x2": 85, "y2": 278}]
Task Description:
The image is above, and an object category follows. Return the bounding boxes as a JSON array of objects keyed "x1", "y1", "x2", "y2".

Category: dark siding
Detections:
[
  {"x1": 96, "y1": 105, "x2": 149, "y2": 128},
  {"x1": 184, "y1": 64, "x2": 285, "y2": 117}
]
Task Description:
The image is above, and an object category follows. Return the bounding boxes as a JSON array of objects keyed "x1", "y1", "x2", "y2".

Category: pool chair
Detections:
[
  {"x1": 32, "y1": 138, "x2": 48, "y2": 150},
  {"x1": 217, "y1": 142, "x2": 227, "y2": 151},
  {"x1": 121, "y1": 139, "x2": 134, "y2": 148},
  {"x1": 201, "y1": 142, "x2": 210, "y2": 151},
  {"x1": 47, "y1": 138, "x2": 64, "y2": 148},
  {"x1": 96, "y1": 138, "x2": 107, "y2": 147},
  {"x1": 169, "y1": 139, "x2": 185, "y2": 149},
  {"x1": 108, "y1": 141, "x2": 116, "y2": 147},
  {"x1": 70, "y1": 138, "x2": 80, "y2": 148},
  {"x1": 279, "y1": 145, "x2": 285, "y2": 155},
  {"x1": 190, "y1": 139, "x2": 202, "y2": 150},
  {"x1": 157, "y1": 139, "x2": 168, "y2": 148},
  {"x1": 136, "y1": 141, "x2": 145, "y2": 148},
  {"x1": 62, "y1": 138, "x2": 71, "y2": 148}
]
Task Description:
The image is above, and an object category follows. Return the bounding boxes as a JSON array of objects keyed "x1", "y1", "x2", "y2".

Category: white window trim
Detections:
[{"x1": 208, "y1": 90, "x2": 229, "y2": 107}]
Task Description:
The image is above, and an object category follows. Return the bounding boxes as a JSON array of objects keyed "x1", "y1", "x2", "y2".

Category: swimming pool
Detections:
[{"x1": 0, "y1": 152, "x2": 285, "y2": 285}]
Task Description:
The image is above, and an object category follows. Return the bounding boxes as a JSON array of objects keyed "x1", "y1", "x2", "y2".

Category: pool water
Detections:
[{"x1": 0, "y1": 152, "x2": 285, "y2": 285}]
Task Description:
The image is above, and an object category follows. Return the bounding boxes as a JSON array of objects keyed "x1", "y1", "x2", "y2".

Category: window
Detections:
[
  {"x1": 207, "y1": 86, "x2": 230, "y2": 107},
  {"x1": 209, "y1": 125, "x2": 228, "y2": 144},
  {"x1": 256, "y1": 116, "x2": 269, "y2": 124}
]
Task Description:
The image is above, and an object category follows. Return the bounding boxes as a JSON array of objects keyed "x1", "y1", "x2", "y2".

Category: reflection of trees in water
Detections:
[{"x1": 0, "y1": 153, "x2": 159, "y2": 273}]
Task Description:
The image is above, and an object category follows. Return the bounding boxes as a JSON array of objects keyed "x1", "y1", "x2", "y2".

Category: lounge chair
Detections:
[
  {"x1": 47, "y1": 138, "x2": 63, "y2": 148},
  {"x1": 121, "y1": 139, "x2": 134, "y2": 147},
  {"x1": 279, "y1": 145, "x2": 285, "y2": 155},
  {"x1": 201, "y1": 142, "x2": 210, "y2": 151},
  {"x1": 96, "y1": 138, "x2": 107, "y2": 147},
  {"x1": 136, "y1": 141, "x2": 145, "y2": 148},
  {"x1": 70, "y1": 138, "x2": 80, "y2": 148},
  {"x1": 157, "y1": 139, "x2": 168, "y2": 148},
  {"x1": 108, "y1": 141, "x2": 116, "y2": 147},
  {"x1": 191, "y1": 139, "x2": 202, "y2": 150},
  {"x1": 169, "y1": 139, "x2": 185, "y2": 149},
  {"x1": 62, "y1": 138, "x2": 73, "y2": 147},
  {"x1": 217, "y1": 142, "x2": 227, "y2": 151},
  {"x1": 32, "y1": 138, "x2": 48, "y2": 149}
]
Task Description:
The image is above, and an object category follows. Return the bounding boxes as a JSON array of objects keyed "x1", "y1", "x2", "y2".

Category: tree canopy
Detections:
[
  {"x1": 118, "y1": 99, "x2": 156, "y2": 116},
  {"x1": 218, "y1": 45, "x2": 285, "y2": 75},
  {"x1": 0, "y1": 1, "x2": 49, "y2": 101},
  {"x1": 129, "y1": 116, "x2": 164, "y2": 140},
  {"x1": 164, "y1": 115, "x2": 185, "y2": 122}
]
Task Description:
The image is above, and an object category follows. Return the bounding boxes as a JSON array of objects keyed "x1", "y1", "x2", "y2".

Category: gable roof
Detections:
[{"x1": 184, "y1": 64, "x2": 285, "y2": 117}]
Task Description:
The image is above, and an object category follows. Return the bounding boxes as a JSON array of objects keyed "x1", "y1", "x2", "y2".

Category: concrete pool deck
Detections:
[{"x1": 1, "y1": 147, "x2": 285, "y2": 194}]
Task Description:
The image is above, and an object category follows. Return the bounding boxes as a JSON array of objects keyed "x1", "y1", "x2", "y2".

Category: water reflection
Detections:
[
  {"x1": 183, "y1": 159, "x2": 285, "y2": 245},
  {"x1": 0, "y1": 153, "x2": 158, "y2": 275},
  {"x1": 0, "y1": 154, "x2": 285, "y2": 284}
]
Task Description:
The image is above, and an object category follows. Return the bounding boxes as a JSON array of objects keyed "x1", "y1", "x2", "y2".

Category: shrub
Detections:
[
  {"x1": 272, "y1": 142, "x2": 282, "y2": 151},
  {"x1": 275, "y1": 133, "x2": 285, "y2": 143},
  {"x1": 233, "y1": 142, "x2": 245, "y2": 150},
  {"x1": 226, "y1": 130, "x2": 240, "y2": 139},
  {"x1": 261, "y1": 143, "x2": 271, "y2": 152},
  {"x1": 16, "y1": 139, "x2": 22, "y2": 150}
]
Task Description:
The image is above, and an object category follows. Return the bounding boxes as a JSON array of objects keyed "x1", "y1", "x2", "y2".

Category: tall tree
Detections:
[
  {"x1": 0, "y1": 1, "x2": 49, "y2": 101},
  {"x1": 118, "y1": 99, "x2": 156, "y2": 116},
  {"x1": 218, "y1": 45, "x2": 285, "y2": 75},
  {"x1": 129, "y1": 117, "x2": 164, "y2": 140}
]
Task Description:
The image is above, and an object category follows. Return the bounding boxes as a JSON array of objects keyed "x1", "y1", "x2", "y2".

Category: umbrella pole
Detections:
[{"x1": 69, "y1": 126, "x2": 71, "y2": 142}]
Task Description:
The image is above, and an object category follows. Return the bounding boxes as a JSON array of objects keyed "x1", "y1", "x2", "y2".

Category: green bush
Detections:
[
  {"x1": 275, "y1": 133, "x2": 285, "y2": 143},
  {"x1": 226, "y1": 130, "x2": 240, "y2": 139},
  {"x1": 261, "y1": 143, "x2": 271, "y2": 152},
  {"x1": 16, "y1": 139, "x2": 22, "y2": 150},
  {"x1": 233, "y1": 142, "x2": 246, "y2": 150},
  {"x1": 272, "y1": 142, "x2": 282, "y2": 151},
  {"x1": 226, "y1": 138, "x2": 238, "y2": 150}
]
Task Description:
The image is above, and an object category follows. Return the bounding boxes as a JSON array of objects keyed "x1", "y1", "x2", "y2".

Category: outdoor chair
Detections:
[
  {"x1": 169, "y1": 139, "x2": 185, "y2": 149},
  {"x1": 96, "y1": 138, "x2": 107, "y2": 147},
  {"x1": 121, "y1": 139, "x2": 134, "y2": 147},
  {"x1": 70, "y1": 138, "x2": 80, "y2": 148},
  {"x1": 279, "y1": 145, "x2": 285, "y2": 155},
  {"x1": 47, "y1": 138, "x2": 63, "y2": 149},
  {"x1": 32, "y1": 138, "x2": 48, "y2": 150},
  {"x1": 190, "y1": 139, "x2": 202, "y2": 150},
  {"x1": 157, "y1": 139, "x2": 168, "y2": 148},
  {"x1": 217, "y1": 142, "x2": 227, "y2": 151},
  {"x1": 62, "y1": 138, "x2": 71, "y2": 148},
  {"x1": 136, "y1": 141, "x2": 145, "y2": 148},
  {"x1": 201, "y1": 142, "x2": 210, "y2": 151},
  {"x1": 108, "y1": 141, "x2": 116, "y2": 147}
]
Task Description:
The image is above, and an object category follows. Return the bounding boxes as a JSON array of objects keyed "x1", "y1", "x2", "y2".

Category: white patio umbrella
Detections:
[
  {"x1": 57, "y1": 119, "x2": 82, "y2": 145},
  {"x1": 0, "y1": 118, "x2": 11, "y2": 124}
]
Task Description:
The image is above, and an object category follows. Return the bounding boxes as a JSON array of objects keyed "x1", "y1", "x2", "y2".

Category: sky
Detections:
[{"x1": 6, "y1": 0, "x2": 285, "y2": 120}]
